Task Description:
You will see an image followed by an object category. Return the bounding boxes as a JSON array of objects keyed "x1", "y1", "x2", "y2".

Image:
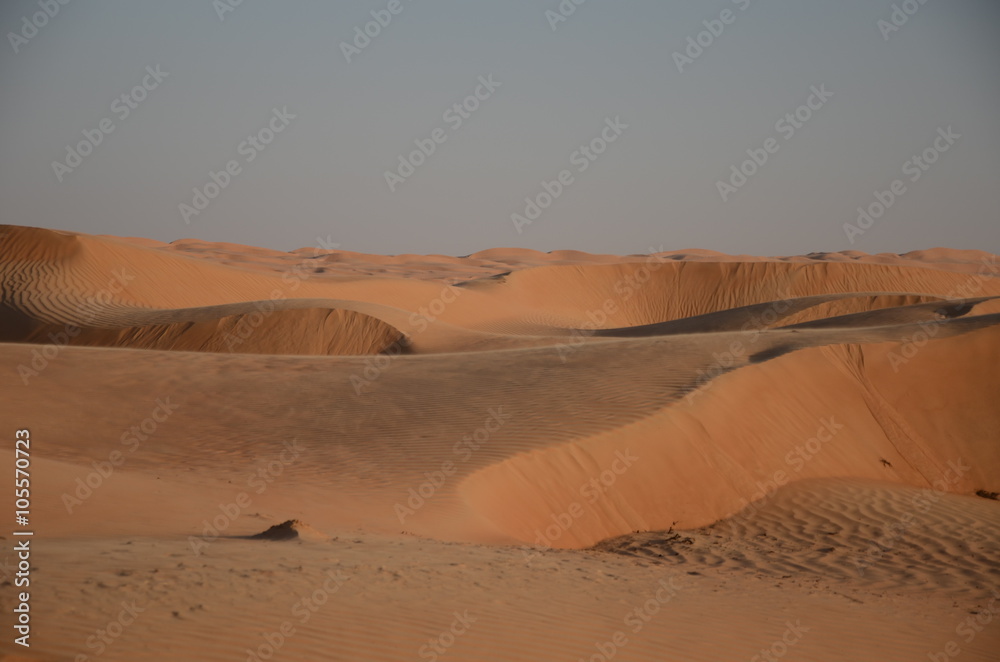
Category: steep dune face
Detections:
[
  {"x1": 490, "y1": 259, "x2": 1000, "y2": 330},
  {"x1": 457, "y1": 325, "x2": 1000, "y2": 547},
  {"x1": 11, "y1": 306, "x2": 406, "y2": 356},
  {"x1": 587, "y1": 293, "x2": 998, "y2": 338},
  {"x1": 854, "y1": 328, "x2": 1000, "y2": 486}
]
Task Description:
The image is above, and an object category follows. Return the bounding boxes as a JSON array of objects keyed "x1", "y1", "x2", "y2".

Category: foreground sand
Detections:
[{"x1": 0, "y1": 225, "x2": 998, "y2": 661}]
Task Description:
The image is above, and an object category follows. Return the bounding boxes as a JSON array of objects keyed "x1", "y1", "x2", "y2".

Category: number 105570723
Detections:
[{"x1": 15, "y1": 429, "x2": 30, "y2": 523}]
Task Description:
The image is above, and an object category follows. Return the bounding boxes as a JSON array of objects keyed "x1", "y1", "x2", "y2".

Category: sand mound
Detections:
[
  {"x1": 2, "y1": 301, "x2": 407, "y2": 356},
  {"x1": 249, "y1": 519, "x2": 327, "y2": 541}
]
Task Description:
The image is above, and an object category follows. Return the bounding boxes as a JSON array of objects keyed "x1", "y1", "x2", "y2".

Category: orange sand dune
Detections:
[
  {"x1": 1, "y1": 225, "x2": 998, "y2": 661},
  {"x1": 4, "y1": 225, "x2": 999, "y2": 341}
]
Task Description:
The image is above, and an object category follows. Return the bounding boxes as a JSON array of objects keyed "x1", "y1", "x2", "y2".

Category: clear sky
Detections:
[{"x1": 1, "y1": 0, "x2": 997, "y2": 256}]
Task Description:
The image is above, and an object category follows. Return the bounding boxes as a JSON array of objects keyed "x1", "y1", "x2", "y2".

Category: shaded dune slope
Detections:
[
  {"x1": 1, "y1": 299, "x2": 407, "y2": 356},
  {"x1": 586, "y1": 293, "x2": 999, "y2": 338}
]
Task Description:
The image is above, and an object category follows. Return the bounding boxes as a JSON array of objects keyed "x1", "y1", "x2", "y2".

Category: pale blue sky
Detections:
[{"x1": 1, "y1": 1, "x2": 997, "y2": 255}]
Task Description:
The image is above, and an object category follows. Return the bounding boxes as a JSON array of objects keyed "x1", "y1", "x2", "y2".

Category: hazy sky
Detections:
[{"x1": 1, "y1": 0, "x2": 998, "y2": 256}]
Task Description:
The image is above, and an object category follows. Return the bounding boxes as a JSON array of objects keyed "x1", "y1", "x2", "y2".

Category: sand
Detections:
[{"x1": 0, "y1": 224, "x2": 998, "y2": 661}]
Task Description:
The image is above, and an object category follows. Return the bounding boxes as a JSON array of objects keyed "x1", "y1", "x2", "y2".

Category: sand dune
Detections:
[
  {"x1": 2, "y1": 301, "x2": 405, "y2": 356},
  {"x1": 596, "y1": 477, "x2": 1000, "y2": 599},
  {"x1": 1, "y1": 225, "x2": 998, "y2": 661}
]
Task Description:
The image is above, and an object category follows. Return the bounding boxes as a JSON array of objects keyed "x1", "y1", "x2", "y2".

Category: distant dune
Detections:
[{"x1": 1, "y1": 225, "x2": 998, "y2": 661}]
